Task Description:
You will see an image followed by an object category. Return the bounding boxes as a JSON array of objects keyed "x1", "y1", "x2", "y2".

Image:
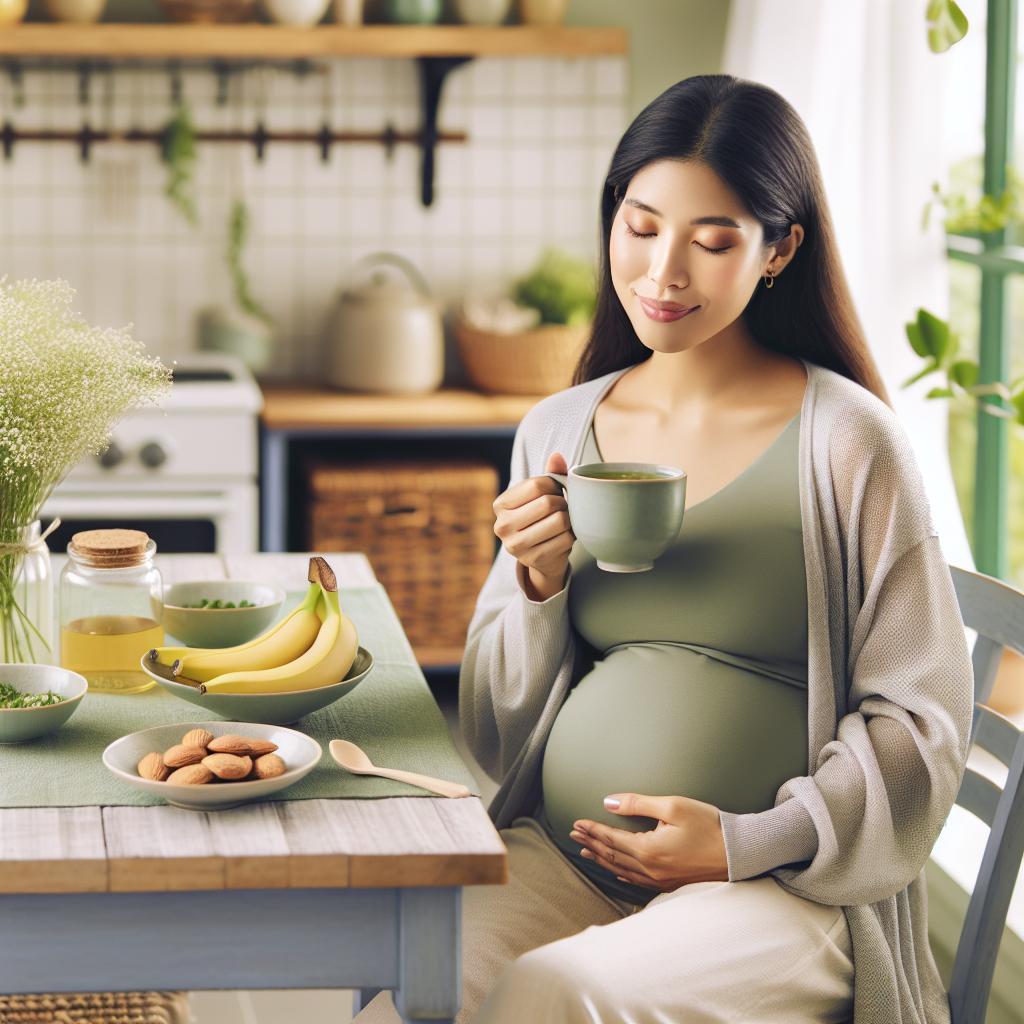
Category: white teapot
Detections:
[{"x1": 325, "y1": 252, "x2": 445, "y2": 394}]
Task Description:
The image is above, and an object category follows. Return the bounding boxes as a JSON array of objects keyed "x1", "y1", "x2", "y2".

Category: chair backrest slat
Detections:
[
  {"x1": 945, "y1": 566, "x2": 1024, "y2": 1024},
  {"x1": 955, "y1": 766, "x2": 1002, "y2": 828},
  {"x1": 974, "y1": 703, "x2": 1020, "y2": 767}
]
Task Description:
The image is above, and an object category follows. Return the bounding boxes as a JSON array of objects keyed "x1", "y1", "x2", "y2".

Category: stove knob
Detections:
[
  {"x1": 97, "y1": 441, "x2": 124, "y2": 470},
  {"x1": 139, "y1": 441, "x2": 168, "y2": 469}
]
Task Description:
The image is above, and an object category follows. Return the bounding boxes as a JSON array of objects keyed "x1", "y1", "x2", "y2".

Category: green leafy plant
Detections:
[
  {"x1": 0, "y1": 278, "x2": 171, "y2": 661},
  {"x1": 926, "y1": 0, "x2": 969, "y2": 53},
  {"x1": 161, "y1": 100, "x2": 199, "y2": 229},
  {"x1": 513, "y1": 248, "x2": 596, "y2": 326},
  {"x1": 922, "y1": 165, "x2": 1024, "y2": 234},
  {"x1": 902, "y1": 307, "x2": 1024, "y2": 426},
  {"x1": 227, "y1": 199, "x2": 272, "y2": 324}
]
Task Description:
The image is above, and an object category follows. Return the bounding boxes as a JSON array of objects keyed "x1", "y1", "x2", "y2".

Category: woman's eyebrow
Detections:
[{"x1": 623, "y1": 197, "x2": 741, "y2": 229}]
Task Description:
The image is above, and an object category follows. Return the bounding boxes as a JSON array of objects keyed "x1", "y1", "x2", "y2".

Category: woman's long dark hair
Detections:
[{"x1": 573, "y1": 74, "x2": 891, "y2": 407}]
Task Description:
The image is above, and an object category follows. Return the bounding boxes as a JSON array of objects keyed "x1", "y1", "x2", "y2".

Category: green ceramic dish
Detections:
[
  {"x1": 138, "y1": 646, "x2": 375, "y2": 725},
  {"x1": 162, "y1": 581, "x2": 285, "y2": 648},
  {"x1": 0, "y1": 664, "x2": 88, "y2": 743}
]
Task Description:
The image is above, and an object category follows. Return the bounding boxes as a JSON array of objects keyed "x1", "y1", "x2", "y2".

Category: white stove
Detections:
[{"x1": 42, "y1": 353, "x2": 263, "y2": 555}]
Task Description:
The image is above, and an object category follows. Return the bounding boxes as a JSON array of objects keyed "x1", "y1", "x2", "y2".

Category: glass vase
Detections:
[{"x1": 0, "y1": 520, "x2": 55, "y2": 665}]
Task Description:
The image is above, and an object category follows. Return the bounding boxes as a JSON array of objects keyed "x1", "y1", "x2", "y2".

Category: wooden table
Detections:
[{"x1": 0, "y1": 554, "x2": 507, "y2": 1024}]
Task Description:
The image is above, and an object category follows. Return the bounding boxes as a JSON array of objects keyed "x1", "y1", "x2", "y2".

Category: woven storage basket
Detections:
[
  {"x1": 0, "y1": 991, "x2": 190, "y2": 1023},
  {"x1": 306, "y1": 458, "x2": 499, "y2": 662},
  {"x1": 455, "y1": 316, "x2": 589, "y2": 395}
]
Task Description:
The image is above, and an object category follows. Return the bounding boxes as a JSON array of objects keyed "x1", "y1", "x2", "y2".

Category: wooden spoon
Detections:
[{"x1": 329, "y1": 739, "x2": 471, "y2": 799}]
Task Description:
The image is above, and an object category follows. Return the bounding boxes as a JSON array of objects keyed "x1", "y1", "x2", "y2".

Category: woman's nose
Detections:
[{"x1": 646, "y1": 237, "x2": 690, "y2": 293}]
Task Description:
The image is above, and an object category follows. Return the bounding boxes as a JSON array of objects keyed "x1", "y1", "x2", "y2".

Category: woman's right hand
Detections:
[{"x1": 492, "y1": 452, "x2": 575, "y2": 601}]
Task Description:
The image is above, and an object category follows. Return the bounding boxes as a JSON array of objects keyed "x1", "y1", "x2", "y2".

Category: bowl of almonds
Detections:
[{"x1": 101, "y1": 722, "x2": 322, "y2": 810}]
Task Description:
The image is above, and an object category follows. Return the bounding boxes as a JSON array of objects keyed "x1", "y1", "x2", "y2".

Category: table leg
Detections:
[{"x1": 394, "y1": 888, "x2": 461, "y2": 1024}]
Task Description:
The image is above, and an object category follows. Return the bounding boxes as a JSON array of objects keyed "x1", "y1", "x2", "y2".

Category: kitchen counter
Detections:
[{"x1": 259, "y1": 383, "x2": 543, "y2": 431}]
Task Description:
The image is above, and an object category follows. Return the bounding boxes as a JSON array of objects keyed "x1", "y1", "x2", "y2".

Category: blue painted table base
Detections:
[{"x1": 0, "y1": 886, "x2": 461, "y2": 1024}]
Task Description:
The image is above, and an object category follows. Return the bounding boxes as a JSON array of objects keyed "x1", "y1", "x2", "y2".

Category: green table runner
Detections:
[{"x1": 0, "y1": 584, "x2": 480, "y2": 807}]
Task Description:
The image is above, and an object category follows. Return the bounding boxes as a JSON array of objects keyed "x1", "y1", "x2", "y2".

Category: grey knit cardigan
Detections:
[{"x1": 459, "y1": 357, "x2": 975, "y2": 1024}]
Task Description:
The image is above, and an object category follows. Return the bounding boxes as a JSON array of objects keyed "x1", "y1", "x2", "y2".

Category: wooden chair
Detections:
[{"x1": 944, "y1": 565, "x2": 1024, "y2": 1024}]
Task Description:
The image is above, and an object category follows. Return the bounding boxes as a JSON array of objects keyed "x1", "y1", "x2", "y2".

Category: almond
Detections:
[
  {"x1": 182, "y1": 728, "x2": 215, "y2": 750},
  {"x1": 202, "y1": 753, "x2": 253, "y2": 780},
  {"x1": 207, "y1": 734, "x2": 252, "y2": 756},
  {"x1": 166, "y1": 764, "x2": 214, "y2": 785},
  {"x1": 247, "y1": 739, "x2": 279, "y2": 757},
  {"x1": 137, "y1": 751, "x2": 169, "y2": 782},
  {"x1": 252, "y1": 753, "x2": 286, "y2": 780},
  {"x1": 164, "y1": 744, "x2": 208, "y2": 768}
]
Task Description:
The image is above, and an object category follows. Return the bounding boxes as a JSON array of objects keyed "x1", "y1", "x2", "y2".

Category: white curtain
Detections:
[{"x1": 722, "y1": 0, "x2": 976, "y2": 574}]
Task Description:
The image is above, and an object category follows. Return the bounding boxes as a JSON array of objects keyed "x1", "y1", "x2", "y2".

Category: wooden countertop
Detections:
[{"x1": 260, "y1": 383, "x2": 544, "y2": 431}]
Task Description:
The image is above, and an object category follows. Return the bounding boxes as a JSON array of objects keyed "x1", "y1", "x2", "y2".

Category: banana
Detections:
[
  {"x1": 199, "y1": 558, "x2": 359, "y2": 695},
  {"x1": 172, "y1": 579, "x2": 323, "y2": 683}
]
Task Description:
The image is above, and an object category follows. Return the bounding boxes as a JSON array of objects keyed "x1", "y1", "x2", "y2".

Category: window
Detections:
[{"x1": 943, "y1": 0, "x2": 1024, "y2": 587}]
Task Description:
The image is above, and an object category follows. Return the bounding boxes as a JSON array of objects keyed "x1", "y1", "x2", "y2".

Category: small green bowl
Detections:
[
  {"x1": 0, "y1": 664, "x2": 88, "y2": 743},
  {"x1": 162, "y1": 581, "x2": 286, "y2": 648}
]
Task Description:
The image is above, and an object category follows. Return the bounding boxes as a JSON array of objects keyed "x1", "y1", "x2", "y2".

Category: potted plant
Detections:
[
  {"x1": 455, "y1": 247, "x2": 595, "y2": 395},
  {"x1": 0, "y1": 278, "x2": 171, "y2": 663},
  {"x1": 197, "y1": 199, "x2": 276, "y2": 374}
]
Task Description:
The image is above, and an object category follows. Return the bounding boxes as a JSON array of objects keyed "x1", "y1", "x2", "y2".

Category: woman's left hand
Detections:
[{"x1": 570, "y1": 793, "x2": 730, "y2": 892}]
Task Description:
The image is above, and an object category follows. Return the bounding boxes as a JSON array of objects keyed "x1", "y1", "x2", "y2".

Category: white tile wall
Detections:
[{"x1": 0, "y1": 55, "x2": 628, "y2": 381}]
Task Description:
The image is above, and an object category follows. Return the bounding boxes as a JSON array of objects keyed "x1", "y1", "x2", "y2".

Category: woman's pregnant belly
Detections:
[{"x1": 541, "y1": 643, "x2": 809, "y2": 844}]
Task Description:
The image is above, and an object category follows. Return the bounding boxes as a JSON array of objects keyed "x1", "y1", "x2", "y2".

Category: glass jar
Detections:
[
  {"x1": 59, "y1": 528, "x2": 163, "y2": 694},
  {"x1": 0, "y1": 520, "x2": 55, "y2": 665}
]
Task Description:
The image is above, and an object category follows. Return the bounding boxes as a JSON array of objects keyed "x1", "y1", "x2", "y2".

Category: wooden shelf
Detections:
[
  {"x1": 261, "y1": 384, "x2": 544, "y2": 431},
  {"x1": 0, "y1": 24, "x2": 628, "y2": 59}
]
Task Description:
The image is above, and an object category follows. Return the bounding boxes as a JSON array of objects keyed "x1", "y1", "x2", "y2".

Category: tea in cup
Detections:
[{"x1": 546, "y1": 462, "x2": 686, "y2": 572}]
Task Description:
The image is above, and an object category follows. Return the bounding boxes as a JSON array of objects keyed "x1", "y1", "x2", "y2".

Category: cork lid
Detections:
[{"x1": 69, "y1": 529, "x2": 153, "y2": 568}]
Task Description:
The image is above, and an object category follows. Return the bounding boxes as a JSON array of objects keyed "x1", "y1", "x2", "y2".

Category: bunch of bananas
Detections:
[{"x1": 147, "y1": 557, "x2": 358, "y2": 695}]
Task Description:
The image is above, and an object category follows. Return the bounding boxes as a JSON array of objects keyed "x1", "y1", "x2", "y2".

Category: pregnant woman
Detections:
[{"x1": 355, "y1": 74, "x2": 973, "y2": 1024}]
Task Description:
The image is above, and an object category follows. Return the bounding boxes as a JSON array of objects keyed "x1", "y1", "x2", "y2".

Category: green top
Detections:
[{"x1": 538, "y1": 410, "x2": 808, "y2": 905}]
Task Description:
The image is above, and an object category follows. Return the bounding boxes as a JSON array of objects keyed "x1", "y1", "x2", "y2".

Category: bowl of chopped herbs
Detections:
[
  {"x1": 0, "y1": 664, "x2": 88, "y2": 743},
  {"x1": 162, "y1": 581, "x2": 285, "y2": 649}
]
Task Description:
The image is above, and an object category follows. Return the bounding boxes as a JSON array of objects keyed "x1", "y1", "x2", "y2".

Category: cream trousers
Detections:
[{"x1": 352, "y1": 815, "x2": 854, "y2": 1024}]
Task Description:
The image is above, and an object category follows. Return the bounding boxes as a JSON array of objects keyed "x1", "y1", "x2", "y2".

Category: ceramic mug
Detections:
[{"x1": 546, "y1": 462, "x2": 686, "y2": 573}]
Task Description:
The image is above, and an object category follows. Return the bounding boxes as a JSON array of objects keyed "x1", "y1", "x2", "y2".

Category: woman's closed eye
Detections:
[{"x1": 623, "y1": 223, "x2": 731, "y2": 254}]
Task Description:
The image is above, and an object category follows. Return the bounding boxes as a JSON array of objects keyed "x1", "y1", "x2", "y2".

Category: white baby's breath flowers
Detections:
[{"x1": 0, "y1": 276, "x2": 172, "y2": 659}]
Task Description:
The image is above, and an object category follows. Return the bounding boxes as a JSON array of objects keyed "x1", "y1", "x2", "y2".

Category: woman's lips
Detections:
[{"x1": 638, "y1": 297, "x2": 700, "y2": 322}]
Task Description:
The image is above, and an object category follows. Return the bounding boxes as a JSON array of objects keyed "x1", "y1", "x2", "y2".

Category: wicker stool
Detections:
[{"x1": 0, "y1": 991, "x2": 190, "y2": 1024}]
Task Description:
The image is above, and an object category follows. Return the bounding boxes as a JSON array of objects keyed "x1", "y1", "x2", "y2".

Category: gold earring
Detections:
[{"x1": 764, "y1": 268, "x2": 775, "y2": 289}]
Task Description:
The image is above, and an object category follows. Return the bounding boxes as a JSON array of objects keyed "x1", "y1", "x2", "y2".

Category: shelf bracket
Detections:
[{"x1": 416, "y1": 55, "x2": 472, "y2": 208}]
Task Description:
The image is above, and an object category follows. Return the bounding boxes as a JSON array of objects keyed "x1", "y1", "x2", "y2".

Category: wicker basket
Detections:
[
  {"x1": 306, "y1": 458, "x2": 499, "y2": 664},
  {"x1": 0, "y1": 991, "x2": 190, "y2": 1023},
  {"x1": 455, "y1": 316, "x2": 589, "y2": 396}
]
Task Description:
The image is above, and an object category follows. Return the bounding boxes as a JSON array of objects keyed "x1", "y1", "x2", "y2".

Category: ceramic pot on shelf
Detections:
[
  {"x1": 383, "y1": 0, "x2": 442, "y2": 24},
  {"x1": 454, "y1": 0, "x2": 511, "y2": 25},
  {"x1": 262, "y1": 0, "x2": 330, "y2": 25},
  {"x1": 517, "y1": 0, "x2": 566, "y2": 26},
  {"x1": 325, "y1": 252, "x2": 444, "y2": 394},
  {"x1": 0, "y1": 0, "x2": 28, "y2": 26},
  {"x1": 43, "y1": 0, "x2": 107, "y2": 22}
]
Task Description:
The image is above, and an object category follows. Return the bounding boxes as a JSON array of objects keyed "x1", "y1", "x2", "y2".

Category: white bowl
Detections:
[
  {"x1": 0, "y1": 664, "x2": 88, "y2": 743},
  {"x1": 262, "y1": 0, "x2": 329, "y2": 25},
  {"x1": 102, "y1": 721, "x2": 322, "y2": 810}
]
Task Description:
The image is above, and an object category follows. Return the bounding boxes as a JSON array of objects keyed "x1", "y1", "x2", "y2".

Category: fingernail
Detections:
[
  {"x1": 580, "y1": 849, "x2": 594, "y2": 859},
  {"x1": 603, "y1": 797, "x2": 620, "y2": 810},
  {"x1": 569, "y1": 830, "x2": 584, "y2": 841}
]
